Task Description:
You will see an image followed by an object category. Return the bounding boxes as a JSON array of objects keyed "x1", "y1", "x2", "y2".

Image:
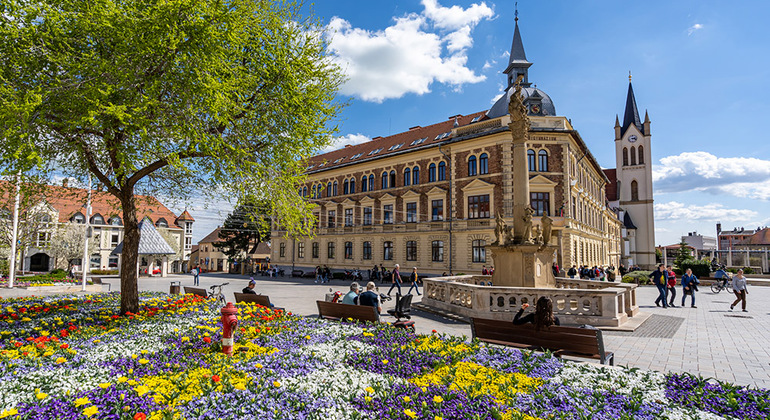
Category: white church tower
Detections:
[{"x1": 614, "y1": 75, "x2": 656, "y2": 269}]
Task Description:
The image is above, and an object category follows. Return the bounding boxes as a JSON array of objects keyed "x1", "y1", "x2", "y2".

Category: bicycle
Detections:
[
  {"x1": 208, "y1": 282, "x2": 229, "y2": 307},
  {"x1": 710, "y1": 278, "x2": 732, "y2": 294}
]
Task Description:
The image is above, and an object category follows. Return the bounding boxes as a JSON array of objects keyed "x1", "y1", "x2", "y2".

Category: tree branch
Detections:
[{"x1": 125, "y1": 149, "x2": 210, "y2": 188}]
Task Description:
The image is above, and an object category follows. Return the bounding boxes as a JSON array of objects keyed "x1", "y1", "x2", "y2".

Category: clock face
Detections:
[
  {"x1": 628, "y1": 135, "x2": 637, "y2": 143},
  {"x1": 531, "y1": 104, "x2": 540, "y2": 114}
]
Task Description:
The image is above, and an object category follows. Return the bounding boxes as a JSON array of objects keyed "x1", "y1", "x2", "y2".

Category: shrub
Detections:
[
  {"x1": 622, "y1": 270, "x2": 652, "y2": 285},
  {"x1": 332, "y1": 272, "x2": 345, "y2": 279},
  {"x1": 678, "y1": 259, "x2": 710, "y2": 278},
  {"x1": 726, "y1": 267, "x2": 754, "y2": 274},
  {"x1": 50, "y1": 268, "x2": 66, "y2": 275},
  {"x1": 91, "y1": 269, "x2": 119, "y2": 275},
  {"x1": 0, "y1": 259, "x2": 8, "y2": 277}
]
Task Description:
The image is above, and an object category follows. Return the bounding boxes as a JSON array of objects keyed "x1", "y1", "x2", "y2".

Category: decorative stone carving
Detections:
[
  {"x1": 521, "y1": 206, "x2": 534, "y2": 244},
  {"x1": 541, "y1": 214, "x2": 553, "y2": 246},
  {"x1": 494, "y1": 212, "x2": 506, "y2": 245}
]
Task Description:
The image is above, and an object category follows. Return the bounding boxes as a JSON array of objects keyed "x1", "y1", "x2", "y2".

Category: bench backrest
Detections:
[
  {"x1": 316, "y1": 300, "x2": 379, "y2": 323},
  {"x1": 470, "y1": 317, "x2": 605, "y2": 358},
  {"x1": 183, "y1": 286, "x2": 207, "y2": 297},
  {"x1": 234, "y1": 293, "x2": 271, "y2": 307}
]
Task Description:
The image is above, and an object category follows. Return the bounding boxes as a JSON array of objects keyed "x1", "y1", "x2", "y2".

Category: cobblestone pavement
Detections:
[{"x1": 8, "y1": 272, "x2": 769, "y2": 388}]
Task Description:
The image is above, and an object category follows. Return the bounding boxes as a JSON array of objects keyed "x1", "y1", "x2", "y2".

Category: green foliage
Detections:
[
  {"x1": 726, "y1": 267, "x2": 754, "y2": 274},
  {"x1": 622, "y1": 270, "x2": 653, "y2": 285},
  {"x1": 678, "y1": 259, "x2": 710, "y2": 278},
  {"x1": 50, "y1": 268, "x2": 66, "y2": 275},
  {"x1": 0, "y1": 259, "x2": 8, "y2": 277},
  {"x1": 91, "y1": 269, "x2": 119, "y2": 275},
  {"x1": 17, "y1": 271, "x2": 67, "y2": 284},
  {"x1": 674, "y1": 240, "x2": 693, "y2": 269},
  {"x1": 214, "y1": 198, "x2": 272, "y2": 261}
]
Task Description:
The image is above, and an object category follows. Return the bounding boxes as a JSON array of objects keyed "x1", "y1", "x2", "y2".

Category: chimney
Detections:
[
  {"x1": 62, "y1": 178, "x2": 69, "y2": 188},
  {"x1": 96, "y1": 183, "x2": 103, "y2": 192}
]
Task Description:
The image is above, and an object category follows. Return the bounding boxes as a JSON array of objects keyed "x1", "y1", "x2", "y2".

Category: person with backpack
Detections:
[
  {"x1": 567, "y1": 265, "x2": 577, "y2": 279},
  {"x1": 666, "y1": 265, "x2": 677, "y2": 307},
  {"x1": 406, "y1": 267, "x2": 421, "y2": 296},
  {"x1": 192, "y1": 265, "x2": 200, "y2": 286},
  {"x1": 681, "y1": 268, "x2": 699, "y2": 308}
]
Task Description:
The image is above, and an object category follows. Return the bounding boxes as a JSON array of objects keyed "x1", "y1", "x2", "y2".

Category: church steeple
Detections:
[
  {"x1": 503, "y1": 6, "x2": 532, "y2": 89},
  {"x1": 622, "y1": 75, "x2": 643, "y2": 135}
]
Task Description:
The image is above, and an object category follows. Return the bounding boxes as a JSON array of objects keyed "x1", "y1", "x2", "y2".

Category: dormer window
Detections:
[
  {"x1": 155, "y1": 218, "x2": 169, "y2": 228},
  {"x1": 109, "y1": 216, "x2": 122, "y2": 226},
  {"x1": 71, "y1": 212, "x2": 86, "y2": 224},
  {"x1": 91, "y1": 214, "x2": 105, "y2": 225}
]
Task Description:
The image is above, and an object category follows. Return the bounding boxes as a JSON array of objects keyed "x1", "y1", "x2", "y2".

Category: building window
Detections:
[
  {"x1": 297, "y1": 242, "x2": 305, "y2": 259},
  {"x1": 363, "y1": 207, "x2": 372, "y2": 225},
  {"x1": 429, "y1": 163, "x2": 436, "y2": 182},
  {"x1": 368, "y1": 175, "x2": 374, "y2": 191},
  {"x1": 109, "y1": 216, "x2": 122, "y2": 226},
  {"x1": 36, "y1": 232, "x2": 51, "y2": 247},
  {"x1": 344, "y1": 241, "x2": 353, "y2": 259},
  {"x1": 155, "y1": 218, "x2": 168, "y2": 228},
  {"x1": 406, "y1": 202, "x2": 417, "y2": 223},
  {"x1": 363, "y1": 241, "x2": 372, "y2": 260},
  {"x1": 312, "y1": 242, "x2": 319, "y2": 258},
  {"x1": 438, "y1": 161, "x2": 446, "y2": 181},
  {"x1": 630, "y1": 146, "x2": 637, "y2": 165},
  {"x1": 431, "y1": 199, "x2": 444, "y2": 221},
  {"x1": 623, "y1": 147, "x2": 629, "y2": 166},
  {"x1": 344, "y1": 208, "x2": 354, "y2": 227},
  {"x1": 638, "y1": 145, "x2": 644, "y2": 164},
  {"x1": 279, "y1": 243, "x2": 286, "y2": 257},
  {"x1": 343, "y1": 179, "x2": 349, "y2": 195},
  {"x1": 301, "y1": 186, "x2": 307, "y2": 197},
  {"x1": 382, "y1": 172, "x2": 388, "y2": 189},
  {"x1": 361, "y1": 176, "x2": 368, "y2": 192},
  {"x1": 468, "y1": 194, "x2": 490, "y2": 219},
  {"x1": 327, "y1": 210, "x2": 336, "y2": 228},
  {"x1": 631, "y1": 180, "x2": 639, "y2": 201},
  {"x1": 404, "y1": 168, "x2": 411, "y2": 186},
  {"x1": 327, "y1": 242, "x2": 336, "y2": 259},
  {"x1": 184, "y1": 236, "x2": 192, "y2": 250},
  {"x1": 412, "y1": 166, "x2": 420, "y2": 184},
  {"x1": 111, "y1": 232, "x2": 120, "y2": 247},
  {"x1": 350, "y1": 178, "x2": 356, "y2": 194},
  {"x1": 185, "y1": 222, "x2": 193, "y2": 235},
  {"x1": 530, "y1": 192, "x2": 550, "y2": 216},
  {"x1": 472, "y1": 239, "x2": 486, "y2": 263},
  {"x1": 333, "y1": 181, "x2": 338, "y2": 196},
  {"x1": 108, "y1": 256, "x2": 119, "y2": 268},
  {"x1": 431, "y1": 240, "x2": 444, "y2": 262},
  {"x1": 383, "y1": 241, "x2": 393, "y2": 260},
  {"x1": 389, "y1": 171, "x2": 396, "y2": 188},
  {"x1": 327, "y1": 182, "x2": 332, "y2": 197},
  {"x1": 92, "y1": 214, "x2": 105, "y2": 225},
  {"x1": 527, "y1": 149, "x2": 536, "y2": 171},
  {"x1": 406, "y1": 241, "x2": 417, "y2": 261},
  {"x1": 479, "y1": 153, "x2": 488, "y2": 175},
  {"x1": 468, "y1": 155, "x2": 477, "y2": 176},
  {"x1": 90, "y1": 253, "x2": 101, "y2": 268},
  {"x1": 383, "y1": 205, "x2": 393, "y2": 224},
  {"x1": 71, "y1": 212, "x2": 86, "y2": 224},
  {"x1": 538, "y1": 150, "x2": 548, "y2": 171}
]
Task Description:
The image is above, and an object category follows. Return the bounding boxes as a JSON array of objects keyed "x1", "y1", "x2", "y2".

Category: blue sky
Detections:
[{"x1": 189, "y1": 0, "x2": 770, "y2": 246}]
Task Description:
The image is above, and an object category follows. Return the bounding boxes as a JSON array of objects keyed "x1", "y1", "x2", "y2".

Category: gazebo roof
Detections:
[{"x1": 112, "y1": 218, "x2": 176, "y2": 255}]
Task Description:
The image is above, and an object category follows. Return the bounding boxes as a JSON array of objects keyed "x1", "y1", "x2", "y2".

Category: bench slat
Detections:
[
  {"x1": 183, "y1": 287, "x2": 207, "y2": 297},
  {"x1": 316, "y1": 300, "x2": 379, "y2": 323}
]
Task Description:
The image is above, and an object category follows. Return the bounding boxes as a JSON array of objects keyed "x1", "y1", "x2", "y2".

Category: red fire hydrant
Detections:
[{"x1": 220, "y1": 302, "x2": 238, "y2": 356}]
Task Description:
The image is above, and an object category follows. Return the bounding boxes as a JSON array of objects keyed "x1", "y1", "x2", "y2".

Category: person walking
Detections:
[
  {"x1": 192, "y1": 265, "x2": 200, "y2": 286},
  {"x1": 567, "y1": 265, "x2": 577, "y2": 279},
  {"x1": 649, "y1": 264, "x2": 668, "y2": 308},
  {"x1": 681, "y1": 268, "x2": 698, "y2": 308},
  {"x1": 387, "y1": 264, "x2": 403, "y2": 296},
  {"x1": 666, "y1": 265, "x2": 677, "y2": 307},
  {"x1": 314, "y1": 266, "x2": 322, "y2": 284},
  {"x1": 406, "y1": 267, "x2": 421, "y2": 295},
  {"x1": 730, "y1": 268, "x2": 749, "y2": 312}
]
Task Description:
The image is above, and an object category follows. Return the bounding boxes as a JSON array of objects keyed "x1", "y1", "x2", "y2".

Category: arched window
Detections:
[
  {"x1": 71, "y1": 212, "x2": 86, "y2": 224},
  {"x1": 527, "y1": 149, "x2": 536, "y2": 171},
  {"x1": 438, "y1": 161, "x2": 446, "y2": 180},
  {"x1": 344, "y1": 241, "x2": 353, "y2": 259},
  {"x1": 383, "y1": 241, "x2": 393, "y2": 260},
  {"x1": 368, "y1": 175, "x2": 374, "y2": 191},
  {"x1": 91, "y1": 214, "x2": 105, "y2": 225},
  {"x1": 412, "y1": 166, "x2": 420, "y2": 185},
  {"x1": 472, "y1": 239, "x2": 486, "y2": 263},
  {"x1": 327, "y1": 182, "x2": 332, "y2": 197},
  {"x1": 155, "y1": 218, "x2": 168, "y2": 228},
  {"x1": 343, "y1": 179, "x2": 349, "y2": 195},
  {"x1": 630, "y1": 146, "x2": 637, "y2": 165},
  {"x1": 382, "y1": 172, "x2": 388, "y2": 189},
  {"x1": 538, "y1": 150, "x2": 548, "y2": 172},
  {"x1": 317, "y1": 184, "x2": 324, "y2": 198},
  {"x1": 333, "y1": 181, "x2": 338, "y2": 196},
  {"x1": 479, "y1": 153, "x2": 488, "y2": 175},
  {"x1": 350, "y1": 178, "x2": 356, "y2": 194},
  {"x1": 638, "y1": 145, "x2": 644, "y2": 164},
  {"x1": 468, "y1": 155, "x2": 477, "y2": 176},
  {"x1": 429, "y1": 163, "x2": 437, "y2": 182},
  {"x1": 361, "y1": 176, "x2": 368, "y2": 192},
  {"x1": 109, "y1": 216, "x2": 122, "y2": 226},
  {"x1": 302, "y1": 186, "x2": 307, "y2": 197},
  {"x1": 404, "y1": 168, "x2": 411, "y2": 186},
  {"x1": 389, "y1": 170, "x2": 396, "y2": 188},
  {"x1": 631, "y1": 180, "x2": 639, "y2": 201},
  {"x1": 622, "y1": 147, "x2": 629, "y2": 166}
]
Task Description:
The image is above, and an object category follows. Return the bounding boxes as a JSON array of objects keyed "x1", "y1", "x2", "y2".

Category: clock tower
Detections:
[{"x1": 614, "y1": 76, "x2": 656, "y2": 269}]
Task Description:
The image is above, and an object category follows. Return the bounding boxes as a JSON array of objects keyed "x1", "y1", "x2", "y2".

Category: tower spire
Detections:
[
  {"x1": 621, "y1": 76, "x2": 643, "y2": 135},
  {"x1": 503, "y1": 4, "x2": 532, "y2": 89}
]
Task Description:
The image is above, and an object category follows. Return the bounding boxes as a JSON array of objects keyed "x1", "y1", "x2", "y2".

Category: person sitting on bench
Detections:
[
  {"x1": 354, "y1": 282, "x2": 381, "y2": 315},
  {"x1": 242, "y1": 280, "x2": 257, "y2": 295},
  {"x1": 513, "y1": 296, "x2": 560, "y2": 330}
]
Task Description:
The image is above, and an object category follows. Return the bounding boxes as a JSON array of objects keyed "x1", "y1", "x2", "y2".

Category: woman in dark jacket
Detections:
[{"x1": 513, "y1": 296, "x2": 560, "y2": 330}]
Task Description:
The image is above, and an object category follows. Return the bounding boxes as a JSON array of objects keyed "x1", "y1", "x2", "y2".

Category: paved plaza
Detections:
[{"x1": 8, "y1": 273, "x2": 770, "y2": 389}]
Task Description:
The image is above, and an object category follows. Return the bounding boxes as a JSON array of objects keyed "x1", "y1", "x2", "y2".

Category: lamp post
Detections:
[
  {"x1": 7, "y1": 172, "x2": 20, "y2": 288},
  {"x1": 81, "y1": 173, "x2": 92, "y2": 291}
]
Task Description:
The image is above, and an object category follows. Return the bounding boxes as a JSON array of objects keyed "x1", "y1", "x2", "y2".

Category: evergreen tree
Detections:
[
  {"x1": 674, "y1": 240, "x2": 693, "y2": 269},
  {"x1": 214, "y1": 200, "x2": 271, "y2": 263}
]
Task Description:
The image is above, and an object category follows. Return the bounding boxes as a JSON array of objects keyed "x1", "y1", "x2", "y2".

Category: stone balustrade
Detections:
[{"x1": 422, "y1": 275, "x2": 639, "y2": 327}]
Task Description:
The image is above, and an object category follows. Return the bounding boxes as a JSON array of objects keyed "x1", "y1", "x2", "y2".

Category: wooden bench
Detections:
[
  {"x1": 470, "y1": 317, "x2": 614, "y2": 365},
  {"x1": 233, "y1": 293, "x2": 284, "y2": 311},
  {"x1": 291, "y1": 269, "x2": 305, "y2": 277},
  {"x1": 316, "y1": 300, "x2": 379, "y2": 323},
  {"x1": 183, "y1": 286, "x2": 208, "y2": 298}
]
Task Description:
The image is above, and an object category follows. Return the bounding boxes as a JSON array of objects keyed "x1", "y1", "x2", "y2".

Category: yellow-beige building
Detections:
[{"x1": 271, "y1": 18, "x2": 645, "y2": 275}]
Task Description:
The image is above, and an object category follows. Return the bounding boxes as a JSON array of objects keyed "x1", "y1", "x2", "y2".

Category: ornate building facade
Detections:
[{"x1": 271, "y1": 17, "x2": 629, "y2": 275}]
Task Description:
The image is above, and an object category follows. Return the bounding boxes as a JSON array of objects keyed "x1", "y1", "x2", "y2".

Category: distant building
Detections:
[
  {"x1": 733, "y1": 227, "x2": 770, "y2": 250},
  {"x1": 656, "y1": 243, "x2": 696, "y2": 263},
  {"x1": 195, "y1": 227, "x2": 271, "y2": 274},
  {"x1": 716, "y1": 223, "x2": 756, "y2": 250},
  {"x1": 681, "y1": 231, "x2": 717, "y2": 251}
]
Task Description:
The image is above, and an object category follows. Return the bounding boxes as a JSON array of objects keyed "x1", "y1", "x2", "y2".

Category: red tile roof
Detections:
[
  {"x1": 0, "y1": 181, "x2": 182, "y2": 229},
  {"x1": 736, "y1": 228, "x2": 770, "y2": 245},
  {"x1": 176, "y1": 210, "x2": 195, "y2": 222},
  {"x1": 198, "y1": 227, "x2": 223, "y2": 245},
  {"x1": 603, "y1": 169, "x2": 618, "y2": 201},
  {"x1": 307, "y1": 112, "x2": 488, "y2": 172}
]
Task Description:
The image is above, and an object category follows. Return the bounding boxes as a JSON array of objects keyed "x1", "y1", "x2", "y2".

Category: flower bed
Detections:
[{"x1": 0, "y1": 292, "x2": 765, "y2": 419}]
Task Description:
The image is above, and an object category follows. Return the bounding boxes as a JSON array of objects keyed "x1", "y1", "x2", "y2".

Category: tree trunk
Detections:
[{"x1": 119, "y1": 190, "x2": 140, "y2": 314}]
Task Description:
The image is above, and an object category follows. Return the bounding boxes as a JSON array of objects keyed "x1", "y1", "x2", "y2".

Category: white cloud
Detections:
[
  {"x1": 653, "y1": 151, "x2": 770, "y2": 200},
  {"x1": 482, "y1": 60, "x2": 495, "y2": 70},
  {"x1": 320, "y1": 133, "x2": 371, "y2": 153},
  {"x1": 654, "y1": 201, "x2": 757, "y2": 222},
  {"x1": 326, "y1": 0, "x2": 494, "y2": 102},
  {"x1": 687, "y1": 23, "x2": 703, "y2": 36}
]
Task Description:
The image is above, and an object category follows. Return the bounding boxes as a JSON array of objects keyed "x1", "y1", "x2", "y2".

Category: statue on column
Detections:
[
  {"x1": 541, "y1": 214, "x2": 553, "y2": 246},
  {"x1": 522, "y1": 206, "x2": 534, "y2": 244},
  {"x1": 494, "y1": 212, "x2": 506, "y2": 245}
]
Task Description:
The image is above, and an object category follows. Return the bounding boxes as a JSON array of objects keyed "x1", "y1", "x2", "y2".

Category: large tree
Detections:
[
  {"x1": 214, "y1": 199, "x2": 271, "y2": 263},
  {"x1": 0, "y1": 0, "x2": 343, "y2": 312}
]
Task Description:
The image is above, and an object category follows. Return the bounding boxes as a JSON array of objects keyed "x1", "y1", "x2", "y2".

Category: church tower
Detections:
[{"x1": 614, "y1": 76, "x2": 656, "y2": 269}]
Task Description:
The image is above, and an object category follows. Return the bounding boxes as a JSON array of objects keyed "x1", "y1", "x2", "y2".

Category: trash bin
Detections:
[
  {"x1": 170, "y1": 281, "x2": 181, "y2": 295},
  {"x1": 325, "y1": 293, "x2": 335, "y2": 302}
]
